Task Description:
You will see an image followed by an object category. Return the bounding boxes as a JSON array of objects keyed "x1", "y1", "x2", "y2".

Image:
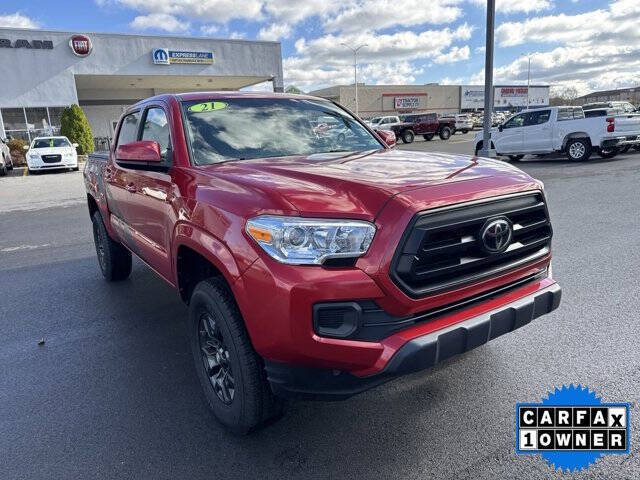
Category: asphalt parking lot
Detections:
[{"x1": 1, "y1": 141, "x2": 639, "y2": 479}]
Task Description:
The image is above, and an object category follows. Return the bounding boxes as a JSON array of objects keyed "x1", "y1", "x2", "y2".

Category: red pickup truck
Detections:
[{"x1": 84, "y1": 92, "x2": 561, "y2": 434}]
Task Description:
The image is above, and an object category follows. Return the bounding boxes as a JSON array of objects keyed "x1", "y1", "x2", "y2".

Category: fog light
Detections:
[{"x1": 313, "y1": 302, "x2": 361, "y2": 338}]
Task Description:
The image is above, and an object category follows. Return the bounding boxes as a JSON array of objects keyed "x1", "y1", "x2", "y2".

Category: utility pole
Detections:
[
  {"x1": 341, "y1": 43, "x2": 367, "y2": 117},
  {"x1": 479, "y1": 0, "x2": 496, "y2": 157},
  {"x1": 526, "y1": 53, "x2": 531, "y2": 108}
]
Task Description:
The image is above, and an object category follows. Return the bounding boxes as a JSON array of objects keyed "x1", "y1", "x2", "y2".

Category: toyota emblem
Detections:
[{"x1": 480, "y1": 218, "x2": 512, "y2": 254}]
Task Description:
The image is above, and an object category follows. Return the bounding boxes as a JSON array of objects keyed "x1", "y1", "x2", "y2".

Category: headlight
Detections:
[
  {"x1": 28, "y1": 152, "x2": 39, "y2": 159},
  {"x1": 246, "y1": 215, "x2": 376, "y2": 265},
  {"x1": 64, "y1": 152, "x2": 74, "y2": 158}
]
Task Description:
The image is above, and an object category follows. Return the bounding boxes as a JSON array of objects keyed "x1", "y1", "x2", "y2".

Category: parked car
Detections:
[
  {"x1": 474, "y1": 106, "x2": 640, "y2": 161},
  {"x1": 0, "y1": 137, "x2": 13, "y2": 176},
  {"x1": 583, "y1": 101, "x2": 637, "y2": 114},
  {"x1": 24, "y1": 136, "x2": 79, "y2": 173},
  {"x1": 439, "y1": 113, "x2": 474, "y2": 134},
  {"x1": 387, "y1": 113, "x2": 455, "y2": 143},
  {"x1": 366, "y1": 115, "x2": 402, "y2": 129},
  {"x1": 84, "y1": 91, "x2": 561, "y2": 434}
]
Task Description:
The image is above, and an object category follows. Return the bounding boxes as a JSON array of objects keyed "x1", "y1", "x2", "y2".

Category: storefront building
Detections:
[
  {"x1": 0, "y1": 27, "x2": 283, "y2": 145},
  {"x1": 310, "y1": 84, "x2": 550, "y2": 118}
]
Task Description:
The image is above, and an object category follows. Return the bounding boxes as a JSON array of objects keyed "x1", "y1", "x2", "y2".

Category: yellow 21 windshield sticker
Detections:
[{"x1": 188, "y1": 101, "x2": 228, "y2": 113}]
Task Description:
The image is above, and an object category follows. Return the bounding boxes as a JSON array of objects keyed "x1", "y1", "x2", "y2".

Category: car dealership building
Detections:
[{"x1": 0, "y1": 27, "x2": 283, "y2": 144}]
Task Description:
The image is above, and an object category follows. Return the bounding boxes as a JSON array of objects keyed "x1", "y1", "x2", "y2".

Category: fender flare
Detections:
[{"x1": 172, "y1": 222, "x2": 243, "y2": 288}]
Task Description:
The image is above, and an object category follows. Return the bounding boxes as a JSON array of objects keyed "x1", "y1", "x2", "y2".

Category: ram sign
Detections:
[{"x1": 394, "y1": 96, "x2": 420, "y2": 110}]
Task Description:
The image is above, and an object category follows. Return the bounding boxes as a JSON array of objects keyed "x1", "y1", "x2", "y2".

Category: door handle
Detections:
[{"x1": 125, "y1": 183, "x2": 137, "y2": 193}]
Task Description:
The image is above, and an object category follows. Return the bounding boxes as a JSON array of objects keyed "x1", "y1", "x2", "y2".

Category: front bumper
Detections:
[{"x1": 265, "y1": 283, "x2": 561, "y2": 400}]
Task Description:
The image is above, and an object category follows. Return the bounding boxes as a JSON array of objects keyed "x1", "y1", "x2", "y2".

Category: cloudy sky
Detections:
[{"x1": 1, "y1": 0, "x2": 639, "y2": 95}]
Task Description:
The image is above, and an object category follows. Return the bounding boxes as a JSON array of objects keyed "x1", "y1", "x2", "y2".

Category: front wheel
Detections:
[
  {"x1": 91, "y1": 210, "x2": 132, "y2": 281},
  {"x1": 439, "y1": 127, "x2": 452, "y2": 140},
  {"x1": 401, "y1": 130, "x2": 415, "y2": 144},
  {"x1": 189, "y1": 278, "x2": 283, "y2": 434},
  {"x1": 565, "y1": 138, "x2": 592, "y2": 162}
]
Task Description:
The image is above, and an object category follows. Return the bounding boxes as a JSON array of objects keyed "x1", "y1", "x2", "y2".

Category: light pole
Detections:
[
  {"x1": 524, "y1": 53, "x2": 532, "y2": 108},
  {"x1": 341, "y1": 43, "x2": 367, "y2": 117},
  {"x1": 479, "y1": 0, "x2": 496, "y2": 158}
]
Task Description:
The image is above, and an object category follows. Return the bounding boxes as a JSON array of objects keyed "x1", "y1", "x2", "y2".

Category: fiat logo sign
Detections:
[{"x1": 69, "y1": 34, "x2": 92, "y2": 57}]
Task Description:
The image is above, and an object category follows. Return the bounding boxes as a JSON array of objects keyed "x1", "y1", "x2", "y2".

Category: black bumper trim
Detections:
[{"x1": 265, "y1": 283, "x2": 561, "y2": 400}]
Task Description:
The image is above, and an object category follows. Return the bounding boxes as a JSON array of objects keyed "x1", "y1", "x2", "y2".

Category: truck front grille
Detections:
[{"x1": 390, "y1": 192, "x2": 552, "y2": 298}]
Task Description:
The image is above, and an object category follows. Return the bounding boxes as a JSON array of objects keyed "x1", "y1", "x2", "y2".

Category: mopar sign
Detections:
[
  {"x1": 152, "y1": 48, "x2": 214, "y2": 65},
  {"x1": 394, "y1": 96, "x2": 420, "y2": 110}
]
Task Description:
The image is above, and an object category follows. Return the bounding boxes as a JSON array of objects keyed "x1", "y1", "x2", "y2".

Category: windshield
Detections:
[
  {"x1": 181, "y1": 98, "x2": 383, "y2": 165},
  {"x1": 32, "y1": 138, "x2": 71, "y2": 148}
]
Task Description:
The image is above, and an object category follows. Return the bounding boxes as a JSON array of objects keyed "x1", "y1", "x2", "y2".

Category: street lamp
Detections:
[
  {"x1": 479, "y1": 0, "x2": 496, "y2": 158},
  {"x1": 341, "y1": 43, "x2": 367, "y2": 117},
  {"x1": 523, "y1": 53, "x2": 532, "y2": 108}
]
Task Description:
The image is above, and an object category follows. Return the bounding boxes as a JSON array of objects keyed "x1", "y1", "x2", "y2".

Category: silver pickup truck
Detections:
[{"x1": 474, "y1": 106, "x2": 640, "y2": 161}]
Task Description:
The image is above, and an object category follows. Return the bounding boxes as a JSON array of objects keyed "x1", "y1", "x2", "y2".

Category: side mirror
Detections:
[
  {"x1": 72, "y1": 143, "x2": 79, "y2": 148},
  {"x1": 115, "y1": 140, "x2": 162, "y2": 163},
  {"x1": 23, "y1": 145, "x2": 29, "y2": 150},
  {"x1": 374, "y1": 129, "x2": 396, "y2": 147}
]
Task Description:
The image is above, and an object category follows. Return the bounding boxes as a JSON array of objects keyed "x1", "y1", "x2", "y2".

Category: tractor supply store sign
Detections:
[
  {"x1": 152, "y1": 48, "x2": 214, "y2": 65},
  {"x1": 395, "y1": 96, "x2": 420, "y2": 110}
]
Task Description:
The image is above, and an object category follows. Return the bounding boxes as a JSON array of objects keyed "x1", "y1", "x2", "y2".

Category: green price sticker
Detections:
[{"x1": 188, "y1": 101, "x2": 228, "y2": 113}]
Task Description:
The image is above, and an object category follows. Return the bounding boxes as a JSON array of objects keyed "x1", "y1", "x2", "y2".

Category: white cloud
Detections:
[
  {"x1": 285, "y1": 24, "x2": 471, "y2": 89},
  {"x1": 0, "y1": 12, "x2": 39, "y2": 29},
  {"x1": 481, "y1": 0, "x2": 640, "y2": 95},
  {"x1": 468, "y1": 0, "x2": 553, "y2": 14},
  {"x1": 130, "y1": 13, "x2": 189, "y2": 32},
  {"x1": 264, "y1": 0, "x2": 346, "y2": 25},
  {"x1": 200, "y1": 24, "x2": 219, "y2": 36},
  {"x1": 229, "y1": 31, "x2": 246, "y2": 39},
  {"x1": 114, "y1": 0, "x2": 263, "y2": 23},
  {"x1": 326, "y1": 0, "x2": 463, "y2": 33},
  {"x1": 257, "y1": 23, "x2": 292, "y2": 41},
  {"x1": 434, "y1": 45, "x2": 470, "y2": 64}
]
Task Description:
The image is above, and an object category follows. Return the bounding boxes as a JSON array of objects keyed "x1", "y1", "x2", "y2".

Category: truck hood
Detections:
[{"x1": 201, "y1": 148, "x2": 536, "y2": 218}]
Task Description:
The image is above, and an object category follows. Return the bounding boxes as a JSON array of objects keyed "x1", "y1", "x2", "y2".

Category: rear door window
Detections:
[
  {"x1": 117, "y1": 112, "x2": 141, "y2": 145},
  {"x1": 524, "y1": 110, "x2": 551, "y2": 126}
]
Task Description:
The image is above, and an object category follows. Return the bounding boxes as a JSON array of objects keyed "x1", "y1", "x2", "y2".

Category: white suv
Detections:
[{"x1": 25, "y1": 136, "x2": 79, "y2": 173}]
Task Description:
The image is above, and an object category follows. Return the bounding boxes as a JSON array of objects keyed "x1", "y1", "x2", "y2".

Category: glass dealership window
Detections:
[
  {"x1": 1, "y1": 108, "x2": 27, "y2": 131},
  {"x1": 25, "y1": 107, "x2": 50, "y2": 133}
]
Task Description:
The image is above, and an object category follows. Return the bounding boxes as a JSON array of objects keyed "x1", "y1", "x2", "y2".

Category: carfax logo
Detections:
[{"x1": 516, "y1": 384, "x2": 630, "y2": 472}]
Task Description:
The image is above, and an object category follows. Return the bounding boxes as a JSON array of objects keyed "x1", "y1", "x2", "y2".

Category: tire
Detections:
[
  {"x1": 461, "y1": 129, "x2": 469, "y2": 134},
  {"x1": 634, "y1": 145, "x2": 640, "y2": 152},
  {"x1": 423, "y1": 133, "x2": 434, "y2": 141},
  {"x1": 598, "y1": 147, "x2": 619, "y2": 159},
  {"x1": 91, "y1": 210, "x2": 132, "y2": 281},
  {"x1": 565, "y1": 138, "x2": 592, "y2": 162},
  {"x1": 508, "y1": 155, "x2": 525, "y2": 161},
  {"x1": 401, "y1": 129, "x2": 415, "y2": 144},
  {"x1": 619, "y1": 145, "x2": 630, "y2": 154},
  {"x1": 73, "y1": 166, "x2": 80, "y2": 171},
  {"x1": 439, "y1": 127, "x2": 452, "y2": 140},
  {"x1": 189, "y1": 278, "x2": 283, "y2": 434},
  {"x1": 0, "y1": 165, "x2": 6, "y2": 176}
]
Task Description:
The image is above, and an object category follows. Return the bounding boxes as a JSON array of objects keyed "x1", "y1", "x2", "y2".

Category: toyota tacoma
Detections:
[{"x1": 84, "y1": 92, "x2": 561, "y2": 434}]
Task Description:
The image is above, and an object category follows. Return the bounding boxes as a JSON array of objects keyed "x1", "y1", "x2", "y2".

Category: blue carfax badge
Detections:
[{"x1": 516, "y1": 384, "x2": 630, "y2": 472}]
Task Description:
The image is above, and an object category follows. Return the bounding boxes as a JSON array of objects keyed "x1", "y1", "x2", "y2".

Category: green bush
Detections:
[{"x1": 60, "y1": 104, "x2": 94, "y2": 155}]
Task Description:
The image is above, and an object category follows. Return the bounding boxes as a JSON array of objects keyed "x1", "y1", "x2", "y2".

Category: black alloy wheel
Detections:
[{"x1": 198, "y1": 311, "x2": 235, "y2": 405}]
